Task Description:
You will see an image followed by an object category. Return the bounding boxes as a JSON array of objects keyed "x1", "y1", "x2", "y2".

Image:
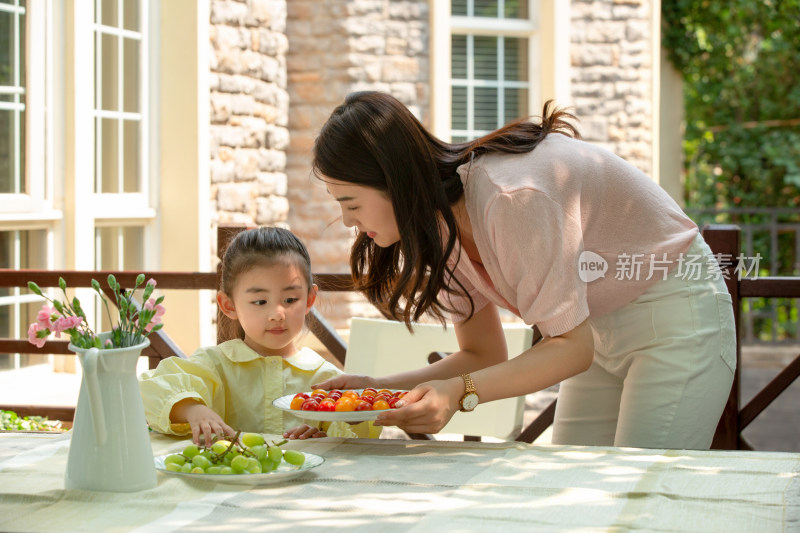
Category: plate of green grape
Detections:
[{"x1": 154, "y1": 431, "x2": 324, "y2": 485}]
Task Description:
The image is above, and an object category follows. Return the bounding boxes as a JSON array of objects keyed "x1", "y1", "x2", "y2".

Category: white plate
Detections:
[
  {"x1": 154, "y1": 451, "x2": 324, "y2": 485},
  {"x1": 272, "y1": 390, "x2": 406, "y2": 422}
]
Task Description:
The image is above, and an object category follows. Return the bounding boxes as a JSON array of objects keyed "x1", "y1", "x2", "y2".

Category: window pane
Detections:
[
  {"x1": 100, "y1": 0, "x2": 117, "y2": 26},
  {"x1": 123, "y1": 0, "x2": 139, "y2": 31},
  {"x1": 474, "y1": 87, "x2": 498, "y2": 130},
  {"x1": 474, "y1": 0, "x2": 499, "y2": 18},
  {"x1": 123, "y1": 37, "x2": 139, "y2": 113},
  {"x1": 0, "y1": 229, "x2": 48, "y2": 369},
  {"x1": 474, "y1": 36, "x2": 498, "y2": 81},
  {"x1": 504, "y1": 0, "x2": 528, "y2": 19},
  {"x1": 0, "y1": 108, "x2": 15, "y2": 193},
  {"x1": 451, "y1": 0, "x2": 467, "y2": 16},
  {"x1": 98, "y1": 32, "x2": 118, "y2": 111},
  {"x1": 96, "y1": 226, "x2": 144, "y2": 270},
  {"x1": 451, "y1": 86, "x2": 467, "y2": 131},
  {"x1": 0, "y1": 10, "x2": 13, "y2": 86},
  {"x1": 504, "y1": 37, "x2": 528, "y2": 81},
  {"x1": 98, "y1": 118, "x2": 118, "y2": 192},
  {"x1": 123, "y1": 119, "x2": 139, "y2": 192},
  {"x1": 451, "y1": 35, "x2": 467, "y2": 80},
  {"x1": 504, "y1": 87, "x2": 528, "y2": 123}
]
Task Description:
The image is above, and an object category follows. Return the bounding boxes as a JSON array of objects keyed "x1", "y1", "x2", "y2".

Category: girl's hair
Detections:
[
  {"x1": 217, "y1": 226, "x2": 314, "y2": 342},
  {"x1": 312, "y1": 91, "x2": 579, "y2": 327}
]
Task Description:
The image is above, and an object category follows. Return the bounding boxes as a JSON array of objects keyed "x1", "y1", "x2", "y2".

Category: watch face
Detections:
[{"x1": 461, "y1": 393, "x2": 479, "y2": 411}]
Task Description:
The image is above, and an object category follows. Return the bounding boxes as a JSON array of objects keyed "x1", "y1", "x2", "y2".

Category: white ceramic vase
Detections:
[{"x1": 65, "y1": 333, "x2": 157, "y2": 492}]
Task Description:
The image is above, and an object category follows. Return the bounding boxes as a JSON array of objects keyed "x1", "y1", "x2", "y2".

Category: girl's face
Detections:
[
  {"x1": 217, "y1": 262, "x2": 317, "y2": 357},
  {"x1": 325, "y1": 178, "x2": 400, "y2": 247}
]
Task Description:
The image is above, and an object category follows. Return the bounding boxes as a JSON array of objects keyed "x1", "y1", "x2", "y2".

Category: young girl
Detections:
[
  {"x1": 139, "y1": 226, "x2": 378, "y2": 444},
  {"x1": 311, "y1": 91, "x2": 735, "y2": 450}
]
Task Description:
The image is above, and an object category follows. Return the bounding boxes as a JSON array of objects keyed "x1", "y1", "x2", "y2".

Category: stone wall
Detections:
[
  {"x1": 570, "y1": 0, "x2": 655, "y2": 175},
  {"x1": 285, "y1": 0, "x2": 430, "y2": 327},
  {"x1": 208, "y1": 0, "x2": 291, "y2": 233}
]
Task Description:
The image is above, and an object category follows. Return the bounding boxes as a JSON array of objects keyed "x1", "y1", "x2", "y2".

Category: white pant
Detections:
[{"x1": 552, "y1": 234, "x2": 736, "y2": 449}]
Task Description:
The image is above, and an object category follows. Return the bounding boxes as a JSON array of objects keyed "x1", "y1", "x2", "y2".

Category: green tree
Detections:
[{"x1": 662, "y1": 0, "x2": 800, "y2": 212}]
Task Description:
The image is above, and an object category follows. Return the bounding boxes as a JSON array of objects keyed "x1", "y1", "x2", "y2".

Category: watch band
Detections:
[
  {"x1": 461, "y1": 373, "x2": 476, "y2": 395},
  {"x1": 459, "y1": 373, "x2": 479, "y2": 412}
]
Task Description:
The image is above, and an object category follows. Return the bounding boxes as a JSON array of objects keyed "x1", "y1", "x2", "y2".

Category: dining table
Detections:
[{"x1": 0, "y1": 429, "x2": 798, "y2": 532}]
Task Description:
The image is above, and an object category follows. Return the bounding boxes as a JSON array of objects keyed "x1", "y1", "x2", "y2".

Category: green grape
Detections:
[
  {"x1": 211, "y1": 440, "x2": 231, "y2": 455},
  {"x1": 190, "y1": 466, "x2": 205, "y2": 474},
  {"x1": 206, "y1": 466, "x2": 222, "y2": 475},
  {"x1": 191, "y1": 455, "x2": 211, "y2": 469},
  {"x1": 182, "y1": 444, "x2": 200, "y2": 459},
  {"x1": 283, "y1": 450, "x2": 305, "y2": 466},
  {"x1": 180, "y1": 462, "x2": 193, "y2": 473},
  {"x1": 165, "y1": 462, "x2": 182, "y2": 472},
  {"x1": 267, "y1": 446, "x2": 283, "y2": 463},
  {"x1": 260, "y1": 458, "x2": 277, "y2": 472},
  {"x1": 240, "y1": 432, "x2": 265, "y2": 448},
  {"x1": 219, "y1": 466, "x2": 234, "y2": 475},
  {"x1": 249, "y1": 444, "x2": 267, "y2": 461},
  {"x1": 230, "y1": 454, "x2": 249, "y2": 473},
  {"x1": 164, "y1": 454, "x2": 186, "y2": 466},
  {"x1": 245, "y1": 457, "x2": 262, "y2": 474}
]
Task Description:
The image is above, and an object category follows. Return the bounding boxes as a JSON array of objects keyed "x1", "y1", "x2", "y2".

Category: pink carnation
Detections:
[
  {"x1": 147, "y1": 278, "x2": 157, "y2": 288},
  {"x1": 142, "y1": 298, "x2": 166, "y2": 332},
  {"x1": 36, "y1": 305, "x2": 56, "y2": 329},
  {"x1": 51, "y1": 315, "x2": 83, "y2": 337},
  {"x1": 27, "y1": 323, "x2": 48, "y2": 348}
]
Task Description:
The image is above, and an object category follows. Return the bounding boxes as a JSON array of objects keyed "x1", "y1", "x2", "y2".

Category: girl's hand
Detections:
[
  {"x1": 312, "y1": 373, "x2": 378, "y2": 391},
  {"x1": 173, "y1": 399, "x2": 236, "y2": 446},
  {"x1": 283, "y1": 424, "x2": 326, "y2": 440},
  {"x1": 373, "y1": 378, "x2": 463, "y2": 434}
]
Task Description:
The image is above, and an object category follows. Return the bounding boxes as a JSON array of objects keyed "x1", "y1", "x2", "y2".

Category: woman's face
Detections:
[{"x1": 325, "y1": 178, "x2": 400, "y2": 247}]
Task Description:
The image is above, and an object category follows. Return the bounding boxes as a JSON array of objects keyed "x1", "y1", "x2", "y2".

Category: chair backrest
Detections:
[{"x1": 345, "y1": 317, "x2": 534, "y2": 440}]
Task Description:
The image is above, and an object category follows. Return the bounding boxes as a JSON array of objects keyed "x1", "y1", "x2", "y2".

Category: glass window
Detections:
[
  {"x1": 95, "y1": 226, "x2": 144, "y2": 332},
  {"x1": 0, "y1": 228, "x2": 48, "y2": 369},
  {"x1": 449, "y1": 0, "x2": 532, "y2": 140},
  {"x1": 94, "y1": 0, "x2": 144, "y2": 195},
  {"x1": 0, "y1": 0, "x2": 26, "y2": 194}
]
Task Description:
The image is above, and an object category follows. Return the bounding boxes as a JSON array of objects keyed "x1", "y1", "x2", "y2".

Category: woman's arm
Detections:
[
  {"x1": 312, "y1": 304, "x2": 509, "y2": 391},
  {"x1": 374, "y1": 318, "x2": 594, "y2": 434},
  {"x1": 378, "y1": 304, "x2": 509, "y2": 388}
]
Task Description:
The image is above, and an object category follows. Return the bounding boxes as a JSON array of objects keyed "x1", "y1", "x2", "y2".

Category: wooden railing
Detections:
[{"x1": 2, "y1": 225, "x2": 798, "y2": 449}]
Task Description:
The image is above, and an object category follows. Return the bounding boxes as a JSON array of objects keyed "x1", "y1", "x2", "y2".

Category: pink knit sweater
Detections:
[{"x1": 445, "y1": 133, "x2": 698, "y2": 337}]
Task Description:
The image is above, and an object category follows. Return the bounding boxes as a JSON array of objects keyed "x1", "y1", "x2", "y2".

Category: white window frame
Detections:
[
  {"x1": 430, "y1": 0, "x2": 571, "y2": 140},
  {"x1": 0, "y1": 0, "x2": 57, "y2": 220},
  {"x1": 91, "y1": 0, "x2": 155, "y2": 222}
]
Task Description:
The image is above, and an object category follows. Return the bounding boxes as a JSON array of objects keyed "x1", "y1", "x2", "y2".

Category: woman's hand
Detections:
[
  {"x1": 171, "y1": 399, "x2": 236, "y2": 446},
  {"x1": 283, "y1": 424, "x2": 326, "y2": 440},
  {"x1": 312, "y1": 373, "x2": 378, "y2": 391},
  {"x1": 373, "y1": 378, "x2": 463, "y2": 434}
]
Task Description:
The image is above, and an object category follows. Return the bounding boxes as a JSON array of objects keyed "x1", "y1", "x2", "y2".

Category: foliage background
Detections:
[{"x1": 662, "y1": 0, "x2": 800, "y2": 341}]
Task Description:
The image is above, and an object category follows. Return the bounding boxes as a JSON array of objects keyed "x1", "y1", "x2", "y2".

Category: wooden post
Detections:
[{"x1": 702, "y1": 225, "x2": 742, "y2": 450}]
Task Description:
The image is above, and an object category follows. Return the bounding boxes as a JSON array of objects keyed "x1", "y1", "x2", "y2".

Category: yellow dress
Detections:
[{"x1": 139, "y1": 339, "x2": 379, "y2": 438}]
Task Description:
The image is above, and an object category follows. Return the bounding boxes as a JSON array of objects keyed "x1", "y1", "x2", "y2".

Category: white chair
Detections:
[{"x1": 345, "y1": 317, "x2": 533, "y2": 441}]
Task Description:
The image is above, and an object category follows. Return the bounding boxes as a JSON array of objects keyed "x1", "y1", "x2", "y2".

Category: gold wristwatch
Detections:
[{"x1": 459, "y1": 373, "x2": 479, "y2": 412}]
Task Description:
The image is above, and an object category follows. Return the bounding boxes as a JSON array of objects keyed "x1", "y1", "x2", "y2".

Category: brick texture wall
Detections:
[
  {"x1": 570, "y1": 0, "x2": 655, "y2": 174},
  {"x1": 285, "y1": 0, "x2": 430, "y2": 327}
]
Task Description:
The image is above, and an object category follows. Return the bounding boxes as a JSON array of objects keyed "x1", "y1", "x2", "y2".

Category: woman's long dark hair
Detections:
[{"x1": 312, "y1": 91, "x2": 579, "y2": 327}]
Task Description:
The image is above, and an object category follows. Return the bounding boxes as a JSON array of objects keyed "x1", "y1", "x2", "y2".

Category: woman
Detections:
[{"x1": 312, "y1": 91, "x2": 735, "y2": 449}]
